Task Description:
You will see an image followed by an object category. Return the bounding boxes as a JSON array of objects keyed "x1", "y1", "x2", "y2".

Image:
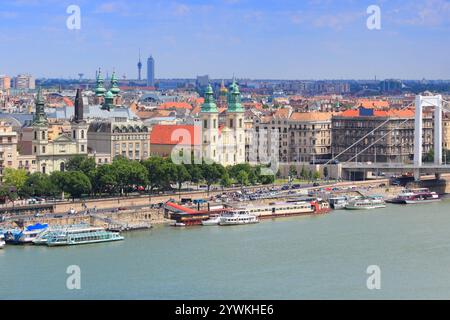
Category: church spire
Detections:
[
  {"x1": 33, "y1": 87, "x2": 48, "y2": 125},
  {"x1": 227, "y1": 80, "x2": 244, "y2": 113},
  {"x1": 73, "y1": 88, "x2": 85, "y2": 123},
  {"x1": 95, "y1": 68, "x2": 106, "y2": 97},
  {"x1": 110, "y1": 70, "x2": 120, "y2": 96},
  {"x1": 201, "y1": 84, "x2": 218, "y2": 113}
]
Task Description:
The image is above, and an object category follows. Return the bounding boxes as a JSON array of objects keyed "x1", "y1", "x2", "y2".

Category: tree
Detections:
[
  {"x1": 220, "y1": 171, "x2": 232, "y2": 189},
  {"x1": 111, "y1": 158, "x2": 148, "y2": 195},
  {"x1": 64, "y1": 171, "x2": 92, "y2": 200},
  {"x1": 201, "y1": 162, "x2": 225, "y2": 194},
  {"x1": 236, "y1": 170, "x2": 249, "y2": 188},
  {"x1": 92, "y1": 164, "x2": 118, "y2": 195},
  {"x1": 143, "y1": 156, "x2": 171, "y2": 192},
  {"x1": 313, "y1": 171, "x2": 321, "y2": 181},
  {"x1": 3, "y1": 168, "x2": 28, "y2": 195},
  {"x1": 174, "y1": 164, "x2": 190, "y2": 192},
  {"x1": 289, "y1": 165, "x2": 297, "y2": 178},
  {"x1": 0, "y1": 185, "x2": 18, "y2": 204},
  {"x1": 300, "y1": 166, "x2": 308, "y2": 180},
  {"x1": 186, "y1": 164, "x2": 203, "y2": 189},
  {"x1": 423, "y1": 148, "x2": 434, "y2": 163},
  {"x1": 24, "y1": 172, "x2": 55, "y2": 197},
  {"x1": 50, "y1": 171, "x2": 91, "y2": 200}
]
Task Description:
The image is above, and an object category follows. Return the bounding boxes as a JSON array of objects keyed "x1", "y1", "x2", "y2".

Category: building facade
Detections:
[
  {"x1": 331, "y1": 107, "x2": 433, "y2": 163},
  {"x1": 200, "y1": 81, "x2": 246, "y2": 166},
  {"x1": 88, "y1": 119, "x2": 150, "y2": 161},
  {"x1": 30, "y1": 88, "x2": 89, "y2": 174}
]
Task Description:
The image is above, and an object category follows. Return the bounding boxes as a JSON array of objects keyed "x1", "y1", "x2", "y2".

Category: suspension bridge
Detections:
[{"x1": 328, "y1": 94, "x2": 450, "y2": 181}]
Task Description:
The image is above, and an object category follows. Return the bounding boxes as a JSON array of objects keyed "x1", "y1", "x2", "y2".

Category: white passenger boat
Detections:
[
  {"x1": 0, "y1": 234, "x2": 5, "y2": 249},
  {"x1": 46, "y1": 226, "x2": 124, "y2": 246},
  {"x1": 9, "y1": 223, "x2": 48, "y2": 244},
  {"x1": 345, "y1": 197, "x2": 386, "y2": 210},
  {"x1": 32, "y1": 223, "x2": 90, "y2": 245},
  {"x1": 387, "y1": 188, "x2": 440, "y2": 204},
  {"x1": 219, "y1": 210, "x2": 259, "y2": 226},
  {"x1": 201, "y1": 215, "x2": 220, "y2": 226},
  {"x1": 328, "y1": 196, "x2": 348, "y2": 210}
]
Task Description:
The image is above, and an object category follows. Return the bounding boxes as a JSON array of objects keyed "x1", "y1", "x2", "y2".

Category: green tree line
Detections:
[{"x1": 0, "y1": 156, "x2": 276, "y2": 202}]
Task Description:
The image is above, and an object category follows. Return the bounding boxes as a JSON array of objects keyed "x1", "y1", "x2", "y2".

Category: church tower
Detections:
[
  {"x1": 71, "y1": 88, "x2": 88, "y2": 155},
  {"x1": 217, "y1": 79, "x2": 228, "y2": 108},
  {"x1": 110, "y1": 71, "x2": 121, "y2": 105},
  {"x1": 200, "y1": 84, "x2": 219, "y2": 163},
  {"x1": 226, "y1": 80, "x2": 245, "y2": 164},
  {"x1": 94, "y1": 68, "x2": 107, "y2": 105},
  {"x1": 32, "y1": 88, "x2": 49, "y2": 173}
]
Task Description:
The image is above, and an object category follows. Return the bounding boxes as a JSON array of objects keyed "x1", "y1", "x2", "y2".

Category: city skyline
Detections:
[{"x1": 0, "y1": 0, "x2": 449, "y2": 79}]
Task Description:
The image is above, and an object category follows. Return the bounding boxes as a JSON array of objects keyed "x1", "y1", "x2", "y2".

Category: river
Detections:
[{"x1": 1, "y1": 199, "x2": 450, "y2": 299}]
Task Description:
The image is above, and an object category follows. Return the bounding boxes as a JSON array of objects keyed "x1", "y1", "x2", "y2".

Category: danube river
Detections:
[{"x1": 2, "y1": 199, "x2": 450, "y2": 299}]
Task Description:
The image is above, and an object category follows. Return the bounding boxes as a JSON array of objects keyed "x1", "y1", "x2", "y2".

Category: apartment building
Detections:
[{"x1": 331, "y1": 107, "x2": 433, "y2": 163}]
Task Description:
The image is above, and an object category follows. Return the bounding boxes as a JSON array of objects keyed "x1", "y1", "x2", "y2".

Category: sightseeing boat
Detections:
[
  {"x1": 345, "y1": 197, "x2": 386, "y2": 210},
  {"x1": 218, "y1": 209, "x2": 259, "y2": 226},
  {"x1": 6, "y1": 223, "x2": 48, "y2": 244},
  {"x1": 46, "y1": 226, "x2": 124, "y2": 246},
  {"x1": 32, "y1": 223, "x2": 90, "y2": 245},
  {"x1": 387, "y1": 188, "x2": 440, "y2": 204},
  {"x1": 201, "y1": 214, "x2": 221, "y2": 226},
  {"x1": 328, "y1": 196, "x2": 348, "y2": 210}
]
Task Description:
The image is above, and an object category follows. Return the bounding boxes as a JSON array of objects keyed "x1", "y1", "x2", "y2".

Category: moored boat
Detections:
[
  {"x1": 6, "y1": 223, "x2": 48, "y2": 244},
  {"x1": 46, "y1": 226, "x2": 124, "y2": 246},
  {"x1": 201, "y1": 215, "x2": 220, "y2": 226},
  {"x1": 219, "y1": 209, "x2": 259, "y2": 226},
  {"x1": 387, "y1": 188, "x2": 440, "y2": 204},
  {"x1": 0, "y1": 234, "x2": 5, "y2": 249},
  {"x1": 328, "y1": 196, "x2": 348, "y2": 210},
  {"x1": 345, "y1": 197, "x2": 386, "y2": 210},
  {"x1": 33, "y1": 223, "x2": 90, "y2": 245}
]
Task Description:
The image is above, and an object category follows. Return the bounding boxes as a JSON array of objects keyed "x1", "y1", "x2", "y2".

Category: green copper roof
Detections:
[
  {"x1": 227, "y1": 80, "x2": 244, "y2": 113},
  {"x1": 33, "y1": 87, "x2": 48, "y2": 126},
  {"x1": 201, "y1": 84, "x2": 218, "y2": 113},
  {"x1": 95, "y1": 69, "x2": 107, "y2": 96},
  {"x1": 110, "y1": 71, "x2": 120, "y2": 95},
  {"x1": 105, "y1": 90, "x2": 114, "y2": 99}
]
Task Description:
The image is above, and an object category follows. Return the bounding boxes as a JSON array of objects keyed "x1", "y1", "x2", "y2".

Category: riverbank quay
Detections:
[{"x1": 1, "y1": 174, "x2": 448, "y2": 229}]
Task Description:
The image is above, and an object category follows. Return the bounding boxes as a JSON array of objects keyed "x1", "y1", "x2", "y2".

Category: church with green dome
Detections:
[
  {"x1": 200, "y1": 79, "x2": 246, "y2": 166},
  {"x1": 94, "y1": 69, "x2": 123, "y2": 110}
]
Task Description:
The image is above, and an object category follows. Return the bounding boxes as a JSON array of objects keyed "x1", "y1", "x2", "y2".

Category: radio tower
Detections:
[{"x1": 137, "y1": 49, "x2": 142, "y2": 81}]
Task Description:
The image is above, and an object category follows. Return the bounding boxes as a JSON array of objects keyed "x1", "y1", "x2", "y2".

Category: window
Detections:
[
  {"x1": 60, "y1": 162, "x2": 65, "y2": 172},
  {"x1": 81, "y1": 145, "x2": 85, "y2": 152},
  {"x1": 239, "y1": 118, "x2": 242, "y2": 128},
  {"x1": 42, "y1": 131, "x2": 45, "y2": 139},
  {"x1": 81, "y1": 130, "x2": 85, "y2": 139},
  {"x1": 34, "y1": 131, "x2": 37, "y2": 140},
  {"x1": 229, "y1": 119, "x2": 234, "y2": 128},
  {"x1": 213, "y1": 119, "x2": 217, "y2": 128},
  {"x1": 42, "y1": 146, "x2": 46, "y2": 153},
  {"x1": 204, "y1": 119, "x2": 208, "y2": 129}
]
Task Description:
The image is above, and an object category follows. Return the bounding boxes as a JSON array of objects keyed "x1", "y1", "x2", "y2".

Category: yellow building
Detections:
[{"x1": 30, "y1": 88, "x2": 88, "y2": 174}]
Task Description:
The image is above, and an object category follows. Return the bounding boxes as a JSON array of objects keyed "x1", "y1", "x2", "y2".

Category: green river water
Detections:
[{"x1": 1, "y1": 198, "x2": 450, "y2": 299}]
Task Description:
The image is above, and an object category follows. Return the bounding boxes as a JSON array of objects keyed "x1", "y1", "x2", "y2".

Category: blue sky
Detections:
[{"x1": 0, "y1": 0, "x2": 449, "y2": 79}]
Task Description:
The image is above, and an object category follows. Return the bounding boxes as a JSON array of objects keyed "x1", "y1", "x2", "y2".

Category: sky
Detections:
[{"x1": 0, "y1": 0, "x2": 449, "y2": 80}]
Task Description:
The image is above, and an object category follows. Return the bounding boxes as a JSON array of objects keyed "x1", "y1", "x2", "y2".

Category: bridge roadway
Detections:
[{"x1": 342, "y1": 163, "x2": 450, "y2": 173}]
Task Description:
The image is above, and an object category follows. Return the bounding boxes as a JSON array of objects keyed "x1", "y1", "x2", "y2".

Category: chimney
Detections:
[{"x1": 74, "y1": 88, "x2": 84, "y2": 123}]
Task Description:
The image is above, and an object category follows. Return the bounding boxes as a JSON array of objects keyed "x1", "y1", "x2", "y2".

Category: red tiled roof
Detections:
[
  {"x1": 150, "y1": 124, "x2": 201, "y2": 146},
  {"x1": 337, "y1": 108, "x2": 414, "y2": 118},
  {"x1": 159, "y1": 102, "x2": 193, "y2": 110}
]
